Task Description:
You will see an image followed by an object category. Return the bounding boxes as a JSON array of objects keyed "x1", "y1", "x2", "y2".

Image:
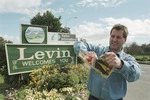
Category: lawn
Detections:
[
  {"x1": 134, "y1": 55, "x2": 150, "y2": 65},
  {"x1": 134, "y1": 55, "x2": 150, "y2": 60}
]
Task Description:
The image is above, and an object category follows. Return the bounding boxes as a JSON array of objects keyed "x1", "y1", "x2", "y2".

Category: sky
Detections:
[{"x1": 0, "y1": 0, "x2": 150, "y2": 46}]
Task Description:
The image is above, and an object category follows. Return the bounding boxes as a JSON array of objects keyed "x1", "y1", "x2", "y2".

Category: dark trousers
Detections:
[{"x1": 88, "y1": 94, "x2": 123, "y2": 100}]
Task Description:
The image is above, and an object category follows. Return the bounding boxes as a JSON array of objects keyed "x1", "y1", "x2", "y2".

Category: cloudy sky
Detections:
[{"x1": 0, "y1": 0, "x2": 150, "y2": 46}]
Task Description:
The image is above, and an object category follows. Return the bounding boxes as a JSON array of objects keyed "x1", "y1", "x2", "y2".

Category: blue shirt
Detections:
[{"x1": 73, "y1": 41, "x2": 141, "y2": 100}]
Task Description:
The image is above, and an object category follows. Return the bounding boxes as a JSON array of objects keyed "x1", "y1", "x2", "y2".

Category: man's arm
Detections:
[
  {"x1": 73, "y1": 41, "x2": 89, "y2": 55},
  {"x1": 103, "y1": 52, "x2": 141, "y2": 82},
  {"x1": 118, "y1": 55, "x2": 141, "y2": 82}
]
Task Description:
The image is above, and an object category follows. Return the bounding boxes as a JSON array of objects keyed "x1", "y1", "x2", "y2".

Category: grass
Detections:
[
  {"x1": 134, "y1": 55, "x2": 150, "y2": 59},
  {"x1": 134, "y1": 55, "x2": 150, "y2": 65},
  {"x1": 137, "y1": 61, "x2": 150, "y2": 65}
]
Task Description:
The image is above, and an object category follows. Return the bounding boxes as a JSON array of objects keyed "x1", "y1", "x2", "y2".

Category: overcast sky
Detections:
[{"x1": 0, "y1": 0, "x2": 150, "y2": 46}]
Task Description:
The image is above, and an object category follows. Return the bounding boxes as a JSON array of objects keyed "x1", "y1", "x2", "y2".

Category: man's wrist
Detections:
[{"x1": 118, "y1": 60, "x2": 123, "y2": 69}]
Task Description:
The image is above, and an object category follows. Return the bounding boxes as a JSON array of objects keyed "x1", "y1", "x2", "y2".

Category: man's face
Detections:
[{"x1": 109, "y1": 29, "x2": 126, "y2": 53}]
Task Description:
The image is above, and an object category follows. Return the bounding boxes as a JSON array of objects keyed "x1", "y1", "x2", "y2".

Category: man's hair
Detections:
[{"x1": 110, "y1": 24, "x2": 128, "y2": 39}]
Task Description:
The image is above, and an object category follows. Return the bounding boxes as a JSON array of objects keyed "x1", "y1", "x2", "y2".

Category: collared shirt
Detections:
[{"x1": 73, "y1": 41, "x2": 141, "y2": 100}]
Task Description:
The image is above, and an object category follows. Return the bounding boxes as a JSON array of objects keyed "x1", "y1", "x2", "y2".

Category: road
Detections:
[{"x1": 124, "y1": 64, "x2": 150, "y2": 100}]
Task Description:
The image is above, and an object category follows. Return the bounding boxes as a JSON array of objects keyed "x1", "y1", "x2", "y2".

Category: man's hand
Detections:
[
  {"x1": 84, "y1": 51, "x2": 98, "y2": 64},
  {"x1": 104, "y1": 52, "x2": 123, "y2": 69}
]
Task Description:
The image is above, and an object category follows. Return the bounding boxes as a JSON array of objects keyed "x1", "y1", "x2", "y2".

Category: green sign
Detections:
[
  {"x1": 21, "y1": 24, "x2": 48, "y2": 44},
  {"x1": 5, "y1": 44, "x2": 76, "y2": 75},
  {"x1": 47, "y1": 32, "x2": 78, "y2": 45}
]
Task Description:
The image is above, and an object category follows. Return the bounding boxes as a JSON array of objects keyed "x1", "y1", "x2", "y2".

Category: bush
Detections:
[
  {"x1": 141, "y1": 56, "x2": 149, "y2": 61},
  {"x1": 3, "y1": 64, "x2": 90, "y2": 100},
  {"x1": 0, "y1": 66, "x2": 28, "y2": 89},
  {"x1": 6, "y1": 86, "x2": 89, "y2": 100},
  {"x1": 0, "y1": 37, "x2": 12, "y2": 68},
  {"x1": 0, "y1": 37, "x2": 28, "y2": 89},
  {"x1": 28, "y1": 64, "x2": 89, "y2": 91},
  {"x1": 68, "y1": 64, "x2": 89, "y2": 84},
  {"x1": 28, "y1": 64, "x2": 59, "y2": 91},
  {"x1": 13, "y1": 88, "x2": 62, "y2": 100},
  {"x1": 47, "y1": 72, "x2": 79, "y2": 90}
]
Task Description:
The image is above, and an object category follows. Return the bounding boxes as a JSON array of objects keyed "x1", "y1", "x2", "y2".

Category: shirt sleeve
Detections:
[
  {"x1": 73, "y1": 41, "x2": 105, "y2": 56},
  {"x1": 73, "y1": 41, "x2": 89, "y2": 55},
  {"x1": 119, "y1": 55, "x2": 141, "y2": 82}
]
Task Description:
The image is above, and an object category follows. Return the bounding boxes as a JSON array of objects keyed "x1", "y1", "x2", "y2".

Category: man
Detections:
[{"x1": 73, "y1": 24, "x2": 141, "y2": 100}]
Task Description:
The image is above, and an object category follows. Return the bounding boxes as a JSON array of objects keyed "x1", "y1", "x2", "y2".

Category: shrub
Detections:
[
  {"x1": 13, "y1": 89, "x2": 26, "y2": 100},
  {"x1": 13, "y1": 88, "x2": 62, "y2": 100},
  {"x1": 0, "y1": 66, "x2": 27, "y2": 89},
  {"x1": 28, "y1": 64, "x2": 60, "y2": 91},
  {"x1": 47, "y1": 72, "x2": 79, "y2": 90},
  {"x1": 0, "y1": 37, "x2": 12, "y2": 68},
  {"x1": 28, "y1": 64, "x2": 89, "y2": 91},
  {"x1": 67, "y1": 64, "x2": 89, "y2": 84},
  {"x1": 5, "y1": 88, "x2": 18, "y2": 100},
  {"x1": 141, "y1": 56, "x2": 149, "y2": 61}
]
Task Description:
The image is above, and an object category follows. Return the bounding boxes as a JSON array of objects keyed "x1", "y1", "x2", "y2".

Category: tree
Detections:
[
  {"x1": 141, "y1": 43, "x2": 150, "y2": 55},
  {"x1": 0, "y1": 37, "x2": 12, "y2": 68},
  {"x1": 0, "y1": 37, "x2": 29, "y2": 88},
  {"x1": 30, "y1": 11, "x2": 63, "y2": 32},
  {"x1": 60, "y1": 27, "x2": 71, "y2": 33},
  {"x1": 125, "y1": 42, "x2": 143, "y2": 55}
]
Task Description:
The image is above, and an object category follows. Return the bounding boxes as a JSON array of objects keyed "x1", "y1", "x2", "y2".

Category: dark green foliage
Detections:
[
  {"x1": 13, "y1": 89, "x2": 26, "y2": 100},
  {"x1": 0, "y1": 37, "x2": 12, "y2": 68},
  {"x1": 28, "y1": 64, "x2": 89, "y2": 91},
  {"x1": 69, "y1": 64, "x2": 89, "y2": 84},
  {"x1": 125, "y1": 42, "x2": 150, "y2": 55},
  {"x1": 4, "y1": 74, "x2": 28, "y2": 89},
  {"x1": 30, "y1": 11, "x2": 62, "y2": 32},
  {"x1": 47, "y1": 72, "x2": 79, "y2": 90},
  {"x1": 0, "y1": 37, "x2": 26, "y2": 89},
  {"x1": 0, "y1": 66, "x2": 29, "y2": 89}
]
